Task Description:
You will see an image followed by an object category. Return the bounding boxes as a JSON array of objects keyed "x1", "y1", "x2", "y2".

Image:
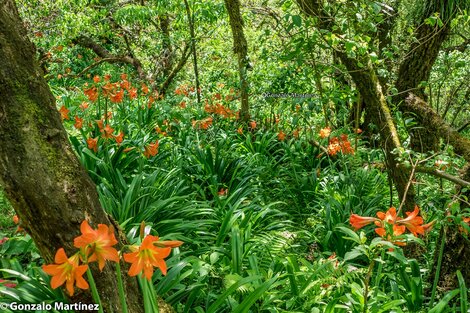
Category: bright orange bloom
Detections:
[
  {"x1": 144, "y1": 141, "x2": 159, "y2": 158},
  {"x1": 104, "y1": 74, "x2": 111, "y2": 81},
  {"x1": 396, "y1": 206, "x2": 424, "y2": 236},
  {"x1": 237, "y1": 126, "x2": 243, "y2": 135},
  {"x1": 74, "y1": 116, "x2": 83, "y2": 130},
  {"x1": 120, "y1": 73, "x2": 128, "y2": 80},
  {"x1": 218, "y1": 188, "x2": 228, "y2": 196},
  {"x1": 327, "y1": 137, "x2": 341, "y2": 156},
  {"x1": 110, "y1": 89, "x2": 124, "y2": 103},
  {"x1": 84, "y1": 87, "x2": 99, "y2": 102},
  {"x1": 350, "y1": 214, "x2": 379, "y2": 230},
  {"x1": 128, "y1": 87, "x2": 138, "y2": 100},
  {"x1": 101, "y1": 82, "x2": 117, "y2": 97},
  {"x1": 141, "y1": 83, "x2": 149, "y2": 95},
  {"x1": 202, "y1": 117, "x2": 213, "y2": 129},
  {"x1": 249, "y1": 120, "x2": 257, "y2": 129},
  {"x1": 93, "y1": 75, "x2": 100, "y2": 83},
  {"x1": 73, "y1": 220, "x2": 119, "y2": 271},
  {"x1": 114, "y1": 131, "x2": 124, "y2": 145},
  {"x1": 13, "y1": 215, "x2": 19, "y2": 224},
  {"x1": 42, "y1": 249, "x2": 89, "y2": 296},
  {"x1": 87, "y1": 137, "x2": 98, "y2": 153},
  {"x1": 123, "y1": 235, "x2": 171, "y2": 280},
  {"x1": 80, "y1": 102, "x2": 89, "y2": 111},
  {"x1": 377, "y1": 207, "x2": 398, "y2": 224},
  {"x1": 278, "y1": 130, "x2": 286, "y2": 141},
  {"x1": 319, "y1": 127, "x2": 331, "y2": 139},
  {"x1": 179, "y1": 101, "x2": 187, "y2": 109},
  {"x1": 59, "y1": 106, "x2": 69, "y2": 120},
  {"x1": 101, "y1": 124, "x2": 115, "y2": 139},
  {"x1": 120, "y1": 80, "x2": 130, "y2": 91}
]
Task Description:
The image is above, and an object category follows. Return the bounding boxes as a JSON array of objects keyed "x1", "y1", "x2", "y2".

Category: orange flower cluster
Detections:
[
  {"x1": 327, "y1": 134, "x2": 354, "y2": 156},
  {"x1": 204, "y1": 103, "x2": 235, "y2": 118},
  {"x1": 192, "y1": 117, "x2": 213, "y2": 130},
  {"x1": 350, "y1": 206, "x2": 434, "y2": 247},
  {"x1": 42, "y1": 220, "x2": 182, "y2": 296}
]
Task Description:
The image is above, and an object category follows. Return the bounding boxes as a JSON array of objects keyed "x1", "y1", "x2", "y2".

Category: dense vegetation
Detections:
[{"x1": 0, "y1": 0, "x2": 469, "y2": 312}]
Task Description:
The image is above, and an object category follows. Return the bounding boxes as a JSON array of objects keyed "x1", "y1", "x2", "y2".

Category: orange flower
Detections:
[
  {"x1": 104, "y1": 74, "x2": 111, "y2": 81},
  {"x1": 237, "y1": 126, "x2": 243, "y2": 135},
  {"x1": 13, "y1": 215, "x2": 19, "y2": 224},
  {"x1": 74, "y1": 116, "x2": 83, "y2": 130},
  {"x1": 114, "y1": 131, "x2": 124, "y2": 145},
  {"x1": 87, "y1": 137, "x2": 98, "y2": 153},
  {"x1": 59, "y1": 106, "x2": 69, "y2": 120},
  {"x1": 179, "y1": 101, "x2": 187, "y2": 108},
  {"x1": 80, "y1": 102, "x2": 89, "y2": 111},
  {"x1": 144, "y1": 141, "x2": 159, "y2": 158},
  {"x1": 349, "y1": 214, "x2": 379, "y2": 230},
  {"x1": 319, "y1": 127, "x2": 331, "y2": 139},
  {"x1": 120, "y1": 80, "x2": 130, "y2": 91},
  {"x1": 249, "y1": 120, "x2": 257, "y2": 129},
  {"x1": 101, "y1": 124, "x2": 115, "y2": 139},
  {"x1": 377, "y1": 207, "x2": 398, "y2": 224},
  {"x1": 141, "y1": 83, "x2": 149, "y2": 95},
  {"x1": 396, "y1": 206, "x2": 424, "y2": 236},
  {"x1": 93, "y1": 75, "x2": 100, "y2": 83},
  {"x1": 123, "y1": 235, "x2": 171, "y2": 280},
  {"x1": 73, "y1": 220, "x2": 119, "y2": 271},
  {"x1": 278, "y1": 130, "x2": 286, "y2": 141},
  {"x1": 84, "y1": 87, "x2": 99, "y2": 102},
  {"x1": 42, "y1": 249, "x2": 89, "y2": 296},
  {"x1": 128, "y1": 87, "x2": 138, "y2": 100},
  {"x1": 120, "y1": 73, "x2": 128, "y2": 80},
  {"x1": 218, "y1": 188, "x2": 228, "y2": 196},
  {"x1": 110, "y1": 89, "x2": 124, "y2": 103},
  {"x1": 327, "y1": 137, "x2": 341, "y2": 156}
]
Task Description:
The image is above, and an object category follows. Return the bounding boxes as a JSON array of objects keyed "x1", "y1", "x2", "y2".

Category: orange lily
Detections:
[
  {"x1": 59, "y1": 106, "x2": 69, "y2": 120},
  {"x1": 144, "y1": 141, "x2": 159, "y2": 158},
  {"x1": 319, "y1": 127, "x2": 331, "y2": 138},
  {"x1": 123, "y1": 235, "x2": 171, "y2": 280},
  {"x1": 42, "y1": 248, "x2": 89, "y2": 296},
  {"x1": 74, "y1": 116, "x2": 83, "y2": 130},
  {"x1": 87, "y1": 137, "x2": 98, "y2": 153},
  {"x1": 73, "y1": 220, "x2": 119, "y2": 271},
  {"x1": 396, "y1": 206, "x2": 424, "y2": 236},
  {"x1": 349, "y1": 214, "x2": 379, "y2": 230}
]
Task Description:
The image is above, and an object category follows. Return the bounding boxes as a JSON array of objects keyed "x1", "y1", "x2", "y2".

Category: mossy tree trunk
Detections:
[
  {"x1": 0, "y1": 1, "x2": 149, "y2": 311},
  {"x1": 224, "y1": 0, "x2": 250, "y2": 121},
  {"x1": 393, "y1": 0, "x2": 457, "y2": 152}
]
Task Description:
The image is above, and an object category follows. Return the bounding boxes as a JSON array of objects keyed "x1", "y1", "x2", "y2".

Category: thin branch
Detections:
[{"x1": 414, "y1": 166, "x2": 470, "y2": 187}]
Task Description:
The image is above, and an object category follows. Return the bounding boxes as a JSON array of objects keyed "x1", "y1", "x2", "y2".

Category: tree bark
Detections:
[
  {"x1": 224, "y1": 0, "x2": 250, "y2": 121},
  {"x1": 394, "y1": 1, "x2": 455, "y2": 152},
  {"x1": 0, "y1": 1, "x2": 149, "y2": 311}
]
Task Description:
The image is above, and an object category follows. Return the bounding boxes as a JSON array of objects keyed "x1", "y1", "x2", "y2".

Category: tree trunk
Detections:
[
  {"x1": 0, "y1": 1, "x2": 151, "y2": 311},
  {"x1": 224, "y1": 0, "x2": 250, "y2": 121},
  {"x1": 183, "y1": 0, "x2": 201, "y2": 104},
  {"x1": 394, "y1": 0, "x2": 455, "y2": 152}
]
